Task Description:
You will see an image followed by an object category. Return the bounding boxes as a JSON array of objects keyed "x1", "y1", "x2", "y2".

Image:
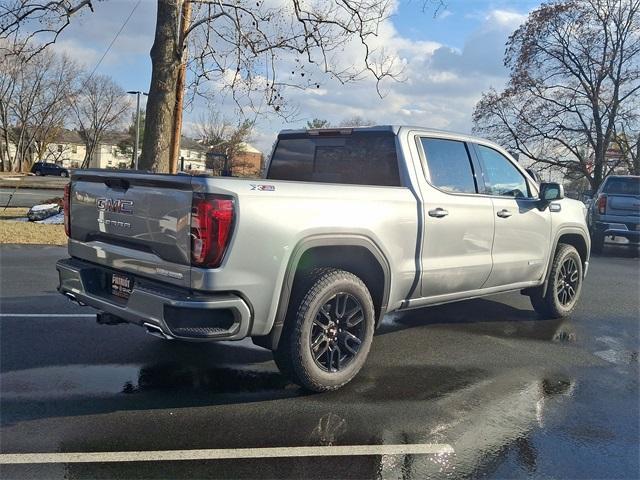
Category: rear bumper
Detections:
[
  {"x1": 593, "y1": 221, "x2": 640, "y2": 244},
  {"x1": 56, "y1": 258, "x2": 252, "y2": 341}
]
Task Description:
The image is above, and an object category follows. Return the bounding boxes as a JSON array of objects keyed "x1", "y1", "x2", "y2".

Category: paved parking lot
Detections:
[{"x1": 0, "y1": 244, "x2": 638, "y2": 479}]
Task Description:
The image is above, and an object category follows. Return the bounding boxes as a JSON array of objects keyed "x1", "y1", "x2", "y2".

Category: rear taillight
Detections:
[
  {"x1": 63, "y1": 183, "x2": 71, "y2": 237},
  {"x1": 191, "y1": 194, "x2": 235, "y2": 268},
  {"x1": 597, "y1": 194, "x2": 607, "y2": 214}
]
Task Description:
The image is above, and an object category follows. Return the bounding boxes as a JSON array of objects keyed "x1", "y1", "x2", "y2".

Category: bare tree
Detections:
[
  {"x1": 473, "y1": 0, "x2": 640, "y2": 190},
  {"x1": 0, "y1": 51, "x2": 78, "y2": 171},
  {"x1": 614, "y1": 129, "x2": 640, "y2": 175},
  {"x1": 0, "y1": 48, "x2": 18, "y2": 171},
  {"x1": 339, "y1": 116, "x2": 375, "y2": 127},
  {"x1": 197, "y1": 111, "x2": 254, "y2": 175},
  {"x1": 70, "y1": 74, "x2": 131, "y2": 168},
  {"x1": 1, "y1": 0, "x2": 412, "y2": 173},
  {"x1": 306, "y1": 118, "x2": 331, "y2": 129},
  {"x1": 0, "y1": 0, "x2": 95, "y2": 60}
]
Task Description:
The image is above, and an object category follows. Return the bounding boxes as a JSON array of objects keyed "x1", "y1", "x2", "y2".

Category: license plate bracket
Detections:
[{"x1": 111, "y1": 273, "x2": 133, "y2": 300}]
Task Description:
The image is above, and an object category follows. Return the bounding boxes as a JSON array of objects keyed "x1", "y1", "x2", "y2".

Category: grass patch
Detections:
[
  {"x1": 0, "y1": 208, "x2": 66, "y2": 245},
  {"x1": 0, "y1": 207, "x2": 28, "y2": 219}
]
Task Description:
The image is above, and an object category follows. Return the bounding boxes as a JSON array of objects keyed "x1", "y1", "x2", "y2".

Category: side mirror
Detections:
[{"x1": 539, "y1": 182, "x2": 564, "y2": 202}]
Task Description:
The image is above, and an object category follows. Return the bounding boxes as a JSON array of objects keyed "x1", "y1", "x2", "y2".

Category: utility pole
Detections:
[{"x1": 169, "y1": 0, "x2": 192, "y2": 174}]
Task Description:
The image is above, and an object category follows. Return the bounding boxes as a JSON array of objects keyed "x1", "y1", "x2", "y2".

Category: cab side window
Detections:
[
  {"x1": 476, "y1": 145, "x2": 530, "y2": 198},
  {"x1": 420, "y1": 138, "x2": 477, "y2": 194}
]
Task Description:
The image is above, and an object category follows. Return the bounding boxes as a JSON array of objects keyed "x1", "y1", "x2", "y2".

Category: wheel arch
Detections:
[
  {"x1": 253, "y1": 234, "x2": 391, "y2": 350},
  {"x1": 540, "y1": 228, "x2": 590, "y2": 297}
]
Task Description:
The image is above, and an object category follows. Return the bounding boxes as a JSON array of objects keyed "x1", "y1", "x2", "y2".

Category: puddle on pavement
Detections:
[{"x1": 0, "y1": 362, "x2": 291, "y2": 400}]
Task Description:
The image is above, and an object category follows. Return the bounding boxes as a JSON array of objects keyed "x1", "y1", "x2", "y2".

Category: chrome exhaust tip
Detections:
[
  {"x1": 63, "y1": 291, "x2": 87, "y2": 307},
  {"x1": 143, "y1": 322, "x2": 174, "y2": 340}
]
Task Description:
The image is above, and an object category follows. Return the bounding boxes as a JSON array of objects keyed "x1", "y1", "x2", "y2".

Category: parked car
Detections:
[
  {"x1": 588, "y1": 175, "x2": 640, "y2": 253},
  {"x1": 31, "y1": 162, "x2": 70, "y2": 177},
  {"x1": 57, "y1": 126, "x2": 590, "y2": 391}
]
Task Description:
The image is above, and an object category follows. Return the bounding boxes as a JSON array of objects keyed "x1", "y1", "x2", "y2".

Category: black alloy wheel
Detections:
[
  {"x1": 310, "y1": 292, "x2": 365, "y2": 373},
  {"x1": 556, "y1": 257, "x2": 579, "y2": 306}
]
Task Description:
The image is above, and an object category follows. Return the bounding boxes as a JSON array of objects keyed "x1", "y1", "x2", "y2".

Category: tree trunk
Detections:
[
  {"x1": 82, "y1": 143, "x2": 95, "y2": 169},
  {"x1": 139, "y1": 0, "x2": 181, "y2": 172}
]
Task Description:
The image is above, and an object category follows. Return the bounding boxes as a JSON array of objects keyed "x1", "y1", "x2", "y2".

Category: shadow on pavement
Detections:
[
  {"x1": 593, "y1": 243, "x2": 640, "y2": 258},
  {"x1": 377, "y1": 297, "x2": 577, "y2": 344}
]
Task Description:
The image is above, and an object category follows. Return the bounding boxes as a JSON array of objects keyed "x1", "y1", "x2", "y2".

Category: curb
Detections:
[{"x1": 0, "y1": 182, "x2": 67, "y2": 190}]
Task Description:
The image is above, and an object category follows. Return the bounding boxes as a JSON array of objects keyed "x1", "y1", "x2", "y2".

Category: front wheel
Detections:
[
  {"x1": 60, "y1": 171, "x2": 68, "y2": 177},
  {"x1": 274, "y1": 268, "x2": 375, "y2": 392},
  {"x1": 529, "y1": 244, "x2": 583, "y2": 318}
]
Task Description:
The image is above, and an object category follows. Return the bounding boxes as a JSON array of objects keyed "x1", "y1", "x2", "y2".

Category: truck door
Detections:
[
  {"x1": 471, "y1": 143, "x2": 551, "y2": 288},
  {"x1": 418, "y1": 137, "x2": 494, "y2": 298}
]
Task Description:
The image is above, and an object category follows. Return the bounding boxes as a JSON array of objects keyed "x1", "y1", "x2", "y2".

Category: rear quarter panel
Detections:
[{"x1": 190, "y1": 177, "x2": 418, "y2": 336}]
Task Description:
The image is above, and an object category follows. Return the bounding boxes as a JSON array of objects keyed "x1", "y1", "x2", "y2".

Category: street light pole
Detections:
[{"x1": 127, "y1": 91, "x2": 148, "y2": 170}]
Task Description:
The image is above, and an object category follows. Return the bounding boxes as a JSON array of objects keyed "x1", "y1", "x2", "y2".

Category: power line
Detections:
[{"x1": 86, "y1": 0, "x2": 142, "y2": 81}]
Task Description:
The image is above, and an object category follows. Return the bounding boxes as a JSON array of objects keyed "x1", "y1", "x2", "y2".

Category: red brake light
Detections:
[
  {"x1": 191, "y1": 194, "x2": 235, "y2": 268},
  {"x1": 597, "y1": 194, "x2": 607, "y2": 214},
  {"x1": 63, "y1": 183, "x2": 71, "y2": 237}
]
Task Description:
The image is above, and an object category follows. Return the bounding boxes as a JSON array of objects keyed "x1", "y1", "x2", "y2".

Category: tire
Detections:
[
  {"x1": 591, "y1": 231, "x2": 604, "y2": 254},
  {"x1": 60, "y1": 171, "x2": 68, "y2": 177},
  {"x1": 35, "y1": 171, "x2": 42, "y2": 176},
  {"x1": 274, "y1": 268, "x2": 375, "y2": 392},
  {"x1": 529, "y1": 244, "x2": 583, "y2": 318}
]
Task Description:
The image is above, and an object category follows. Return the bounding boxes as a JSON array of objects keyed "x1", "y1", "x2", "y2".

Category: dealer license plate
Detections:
[{"x1": 111, "y1": 273, "x2": 133, "y2": 300}]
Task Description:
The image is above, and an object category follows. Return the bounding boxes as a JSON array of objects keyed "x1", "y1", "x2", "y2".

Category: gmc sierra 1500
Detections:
[{"x1": 57, "y1": 126, "x2": 590, "y2": 391}]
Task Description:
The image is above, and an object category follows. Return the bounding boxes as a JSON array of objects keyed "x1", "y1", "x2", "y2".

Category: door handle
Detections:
[
  {"x1": 428, "y1": 208, "x2": 449, "y2": 218},
  {"x1": 497, "y1": 209, "x2": 512, "y2": 218}
]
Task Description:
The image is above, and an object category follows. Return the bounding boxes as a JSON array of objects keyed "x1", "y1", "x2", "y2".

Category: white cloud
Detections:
[
  {"x1": 231, "y1": 5, "x2": 530, "y2": 153},
  {"x1": 52, "y1": 39, "x2": 101, "y2": 68},
  {"x1": 487, "y1": 9, "x2": 528, "y2": 26}
]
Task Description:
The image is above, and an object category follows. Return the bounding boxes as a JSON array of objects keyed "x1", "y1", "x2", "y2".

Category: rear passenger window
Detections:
[
  {"x1": 268, "y1": 132, "x2": 400, "y2": 186},
  {"x1": 420, "y1": 138, "x2": 477, "y2": 194},
  {"x1": 476, "y1": 145, "x2": 530, "y2": 198}
]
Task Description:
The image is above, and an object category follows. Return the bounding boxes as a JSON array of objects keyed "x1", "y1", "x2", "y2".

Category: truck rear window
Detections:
[
  {"x1": 603, "y1": 177, "x2": 640, "y2": 195},
  {"x1": 267, "y1": 132, "x2": 401, "y2": 186}
]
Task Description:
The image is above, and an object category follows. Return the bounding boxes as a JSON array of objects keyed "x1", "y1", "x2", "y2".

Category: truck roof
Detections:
[{"x1": 278, "y1": 125, "x2": 496, "y2": 146}]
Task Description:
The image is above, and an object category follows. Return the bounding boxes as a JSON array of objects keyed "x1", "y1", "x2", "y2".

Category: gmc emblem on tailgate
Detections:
[{"x1": 96, "y1": 198, "x2": 134, "y2": 214}]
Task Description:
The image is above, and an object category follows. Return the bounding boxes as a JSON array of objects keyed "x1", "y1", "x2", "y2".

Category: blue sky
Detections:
[{"x1": 50, "y1": 0, "x2": 541, "y2": 152}]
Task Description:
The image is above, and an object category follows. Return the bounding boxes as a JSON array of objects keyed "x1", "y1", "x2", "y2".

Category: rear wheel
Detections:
[
  {"x1": 529, "y1": 244, "x2": 583, "y2": 318},
  {"x1": 274, "y1": 268, "x2": 375, "y2": 392}
]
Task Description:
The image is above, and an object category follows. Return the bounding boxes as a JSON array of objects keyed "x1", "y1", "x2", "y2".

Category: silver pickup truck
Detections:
[{"x1": 57, "y1": 126, "x2": 590, "y2": 391}]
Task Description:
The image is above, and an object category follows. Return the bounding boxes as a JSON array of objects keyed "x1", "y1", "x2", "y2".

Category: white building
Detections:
[
  {"x1": 3, "y1": 129, "x2": 261, "y2": 174},
  {"x1": 43, "y1": 130, "x2": 208, "y2": 170}
]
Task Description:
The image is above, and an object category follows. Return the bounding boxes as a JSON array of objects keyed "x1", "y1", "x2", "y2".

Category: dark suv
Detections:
[{"x1": 31, "y1": 162, "x2": 70, "y2": 177}]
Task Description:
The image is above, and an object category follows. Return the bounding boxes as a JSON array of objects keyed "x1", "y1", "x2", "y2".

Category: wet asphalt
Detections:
[
  {"x1": 0, "y1": 244, "x2": 638, "y2": 479},
  {"x1": 0, "y1": 188, "x2": 64, "y2": 208}
]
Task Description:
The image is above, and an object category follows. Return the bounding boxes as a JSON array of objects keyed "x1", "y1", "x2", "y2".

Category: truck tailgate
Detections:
[
  {"x1": 607, "y1": 195, "x2": 640, "y2": 216},
  {"x1": 68, "y1": 170, "x2": 194, "y2": 287}
]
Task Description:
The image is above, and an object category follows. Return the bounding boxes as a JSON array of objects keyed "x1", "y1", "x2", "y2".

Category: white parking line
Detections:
[
  {"x1": 0, "y1": 314, "x2": 95, "y2": 318},
  {"x1": 0, "y1": 444, "x2": 454, "y2": 464}
]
